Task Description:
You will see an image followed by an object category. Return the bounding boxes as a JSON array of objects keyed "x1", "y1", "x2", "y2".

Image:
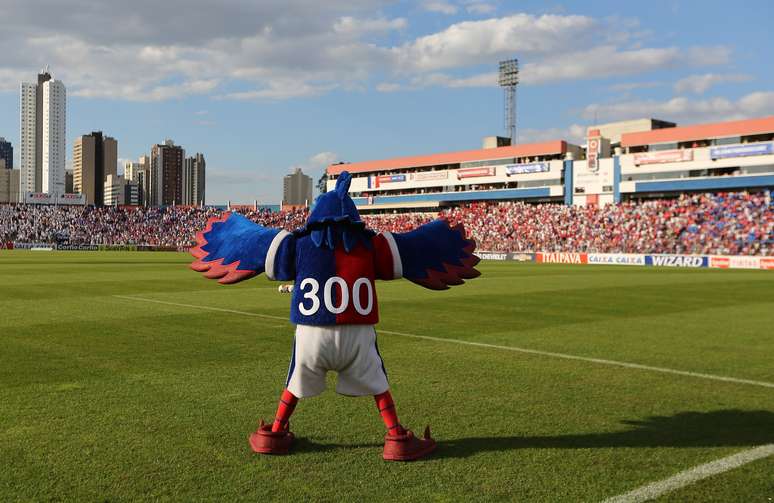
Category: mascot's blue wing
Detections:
[
  {"x1": 190, "y1": 212, "x2": 281, "y2": 284},
  {"x1": 391, "y1": 219, "x2": 480, "y2": 290}
]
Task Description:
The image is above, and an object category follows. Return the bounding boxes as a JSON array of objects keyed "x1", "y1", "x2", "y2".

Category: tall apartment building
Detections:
[
  {"x1": 124, "y1": 155, "x2": 150, "y2": 205},
  {"x1": 283, "y1": 167, "x2": 313, "y2": 206},
  {"x1": 20, "y1": 69, "x2": 66, "y2": 196},
  {"x1": 0, "y1": 137, "x2": 12, "y2": 169},
  {"x1": 65, "y1": 170, "x2": 73, "y2": 193},
  {"x1": 104, "y1": 174, "x2": 139, "y2": 206},
  {"x1": 73, "y1": 131, "x2": 117, "y2": 206},
  {"x1": 150, "y1": 140, "x2": 184, "y2": 206},
  {"x1": 0, "y1": 166, "x2": 21, "y2": 203},
  {"x1": 183, "y1": 153, "x2": 206, "y2": 206}
]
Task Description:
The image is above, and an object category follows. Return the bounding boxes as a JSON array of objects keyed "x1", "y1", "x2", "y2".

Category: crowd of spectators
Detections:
[
  {"x1": 1, "y1": 191, "x2": 771, "y2": 256},
  {"x1": 364, "y1": 192, "x2": 773, "y2": 256},
  {"x1": 0, "y1": 205, "x2": 308, "y2": 248}
]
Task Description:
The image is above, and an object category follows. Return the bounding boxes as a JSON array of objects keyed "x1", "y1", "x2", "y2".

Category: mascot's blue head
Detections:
[
  {"x1": 307, "y1": 171, "x2": 362, "y2": 226},
  {"x1": 302, "y1": 171, "x2": 371, "y2": 252}
]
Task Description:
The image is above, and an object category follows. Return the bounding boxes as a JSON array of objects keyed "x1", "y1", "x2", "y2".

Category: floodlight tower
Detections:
[{"x1": 498, "y1": 59, "x2": 519, "y2": 145}]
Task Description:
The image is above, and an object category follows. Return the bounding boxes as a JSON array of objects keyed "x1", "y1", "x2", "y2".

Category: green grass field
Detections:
[{"x1": 1, "y1": 250, "x2": 773, "y2": 502}]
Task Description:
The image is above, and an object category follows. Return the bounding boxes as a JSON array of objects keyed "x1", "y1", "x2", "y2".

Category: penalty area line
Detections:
[
  {"x1": 602, "y1": 443, "x2": 774, "y2": 503},
  {"x1": 114, "y1": 295, "x2": 774, "y2": 390}
]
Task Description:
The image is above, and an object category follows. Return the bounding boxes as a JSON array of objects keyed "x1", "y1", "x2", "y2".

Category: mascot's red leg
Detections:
[
  {"x1": 249, "y1": 389, "x2": 297, "y2": 455},
  {"x1": 272, "y1": 388, "x2": 298, "y2": 432},
  {"x1": 375, "y1": 391, "x2": 406, "y2": 435},
  {"x1": 375, "y1": 391, "x2": 436, "y2": 461}
]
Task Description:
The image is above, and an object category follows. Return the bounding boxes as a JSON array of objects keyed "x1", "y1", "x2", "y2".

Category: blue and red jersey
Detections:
[{"x1": 266, "y1": 231, "x2": 402, "y2": 326}]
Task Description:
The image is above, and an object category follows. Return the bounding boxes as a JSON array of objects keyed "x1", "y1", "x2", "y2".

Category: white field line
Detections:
[
  {"x1": 112, "y1": 295, "x2": 287, "y2": 322},
  {"x1": 113, "y1": 295, "x2": 774, "y2": 390},
  {"x1": 602, "y1": 444, "x2": 774, "y2": 503}
]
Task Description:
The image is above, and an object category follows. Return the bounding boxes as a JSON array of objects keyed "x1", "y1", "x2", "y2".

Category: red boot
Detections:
[
  {"x1": 383, "y1": 426, "x2": 436, "y2": 461},
  {"x1": 249, "y1": 419, "x2": 295, "y2": 455}
]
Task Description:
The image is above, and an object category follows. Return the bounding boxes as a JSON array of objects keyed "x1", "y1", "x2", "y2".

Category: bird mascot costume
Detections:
[{"x1": 190, "y1": 171, "x2": 479, "y2": 461}]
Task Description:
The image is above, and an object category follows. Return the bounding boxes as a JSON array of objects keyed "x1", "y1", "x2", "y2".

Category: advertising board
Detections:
[
  {"x1": 504, "y1": 163, "x2": 549, "y2": 175},
  {"x1": 633, "y1": 149, "x2": 693, "y2": 165},
  {"x1": 645, "y1": 255, "x2": 708, "y2": 268},
  {"x1": 373, "y1": 174, "x2": 407, "y2": 188},
  {"x1": 587, "y1": 253, "x2": 646, "y2": 266},
  {"x1": 477, "y1": 251, "x2": 535, "y2": 261},
  {"x1": 709, "y1": 256, "x2": 762, "y2": 269},
  {"x1": 456, "y1": 167, "x2": 496, "y2": 179},
  {"x1": 411, "y1": 171, "x2": 448, "y2": 181},
  {"x1": 710, "y1": 143, "x2": 773, "y2": 160},
  {"x1": 536, "y1": 252, "x2": 588, "y2": 264}
]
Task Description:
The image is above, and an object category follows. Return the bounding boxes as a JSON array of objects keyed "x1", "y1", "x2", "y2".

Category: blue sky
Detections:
[{"x1": 1, "y1": 0, "x2": 773, "y2": 204}]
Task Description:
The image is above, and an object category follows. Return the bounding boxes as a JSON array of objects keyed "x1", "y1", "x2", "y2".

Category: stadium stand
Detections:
[
  {"x1": 366, "y1": 192, "x2": 773, "y2": 256},
  {"x1": 0, "y1": 205, "x2": 308, "y2": 248},
  {"x1": 1, "y1": 191, "x2": 771, "y2": 255}
]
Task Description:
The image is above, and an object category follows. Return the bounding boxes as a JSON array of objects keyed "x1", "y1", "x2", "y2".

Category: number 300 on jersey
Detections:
[{"x1": 297, "y1": 277, "x2": 374, "y2": 316}]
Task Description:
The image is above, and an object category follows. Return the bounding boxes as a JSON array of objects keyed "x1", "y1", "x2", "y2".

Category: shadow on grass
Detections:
[
  {"x1": 294, "y1": 438, "x2": 382, "y2": 453},
  {"x1": 433, "y1": 410, "x2": 774, "y2": 459}
]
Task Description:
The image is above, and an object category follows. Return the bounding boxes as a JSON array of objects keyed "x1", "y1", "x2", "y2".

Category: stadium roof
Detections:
[
  {"x1": 327, "y1": 140, "x2": 568, "y2": 175},
  {"x1": 621, "y1": 116, "x2": 774, "y2": 147}
]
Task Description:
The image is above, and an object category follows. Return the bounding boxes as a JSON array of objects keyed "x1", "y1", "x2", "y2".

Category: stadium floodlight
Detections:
[{"x1": 498, "y1": 59, "x2": 519, "y2": 145}]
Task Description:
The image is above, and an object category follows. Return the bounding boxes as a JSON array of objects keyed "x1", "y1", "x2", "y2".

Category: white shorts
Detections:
[{"x1": 285, "y1": 324, "x2": 389, "y2": 398}]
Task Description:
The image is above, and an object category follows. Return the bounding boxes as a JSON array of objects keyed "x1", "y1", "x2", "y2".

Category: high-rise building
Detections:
[
  {"x1": 0, "y1": 167, "x2": 21, "y2": 203},
  {"x1": 183, "y1": 153, "x2": 206, "y2": 206},
  {"x1": 73, "y1": 131, "x2": 117, "y2": 206},
  {"x1": 20, "y1": 69, "x2": 66, "y2": 196},
  {"x1": 283, "y1": 167, "x2": 313, "y2": 206},
  {"x1": 124, "y1": 155, "x2": 150, "y2": 205},
  {"x1": 65, "y1": 169, "x2": 73, "y2": 193},
  {"x1": 104, "y1": 174, "x2": 139, "y2": 206},
  {"x1": 0, "y1": 137, "x2": 12, "y2": 169},
  {"x1": 150, "y1": 139, "x2": 184, "y2": 206}
]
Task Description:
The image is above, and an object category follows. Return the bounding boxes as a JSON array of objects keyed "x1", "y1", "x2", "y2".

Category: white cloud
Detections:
[
  {"x1": 0, "y1": 1, "x2": 391, "y2": 100},
  {"x1": 737, "y1": 91, "x2": 774, "y2": 113},
  {"x1": 285, "y1": 151, "x2": 339, "y2": 195},
  {"x1": 422, "y1": 1, "x2": 459, "y2": 15},
  {"x1": 220, "y1": 81, "x2": 339, "y2": 101},
  {"x1": 0, "y1": 4, "x2": 738, "y2": 101},
  {"x1": 375, "y1": 82, "x2": 402, "y2": 92},
  {"x1": 377, "y1": 43, "x2": 730, "y2": 93},
  {"x1": 518, "y1": 124, "x2": 586, "y2": 144},
  {"x1": 522, "y1": 45, "x2": 730, "y2": 86},
  {"x1": 465, "y1": 2, "x2": 496, "y2": 14},
  {"x1": 309, "y1": 151, "x2": 339, "y2": 167},
  {"x1": 392, "y1": 14, "x2": 597, "y2": 72},
  {"x1": 73, "y1": 79, "x2": 220, "y2": 101},
  {"x1": 582, "y1": 91, "x2": 774, "y2": 123},
  {"x1": 674, "y1": 73, "x2": 752, "y2": 94},
  {"x1": 609, "y1": 81, "x2": 663, "y2": 92},
  {"x1": 289, "y1": 151, "x2": 340, "y2": 175},
  {"x1": 333, "y1": 16, "x2": 407, "y2": 36},
  {"x1": 376, "y1": 71, "x2": 495, "y2": 92}
]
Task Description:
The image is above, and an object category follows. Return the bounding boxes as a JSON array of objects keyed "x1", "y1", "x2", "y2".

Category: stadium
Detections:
[
  {"x1": 2, "y1": 4, "x2": 774, "y2": 501},
  {"x1": 2, "y1": 110, "x2": 773, "y2": 501}
]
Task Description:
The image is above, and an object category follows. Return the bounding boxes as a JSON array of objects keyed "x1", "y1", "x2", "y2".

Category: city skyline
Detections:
[{"x1": 1, "y1": 1, "x2": 774, "y2": 204}]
